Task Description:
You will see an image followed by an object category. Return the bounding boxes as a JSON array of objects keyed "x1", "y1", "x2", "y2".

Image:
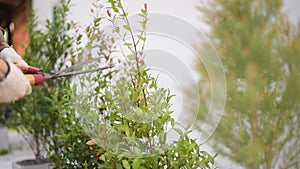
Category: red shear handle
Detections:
[
  {"x1": 15, "y1": 63, "x2": 42, "y2": 74},
  {"x1": 25, "y1": 74, "x2": 45, "y2": 86}
]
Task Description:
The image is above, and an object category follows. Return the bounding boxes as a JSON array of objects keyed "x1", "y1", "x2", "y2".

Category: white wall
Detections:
[
  {"x1": 283, "y1": 0, "x2": 300, "y2": 25},
  {"x1": 32, "y1": 0, "x2": 60, "y2": 29}
]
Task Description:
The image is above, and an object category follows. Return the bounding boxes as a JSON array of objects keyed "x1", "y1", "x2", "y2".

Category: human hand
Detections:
[
  {"x1": 0, "y1": 44, "x2": 28, "y2": 66},
  {"x1": 0, "y1": 27, "x2": 33, "y2": 103},
  {"x1": 0, "y1": 58, "x2": 32, "y2": 103}
]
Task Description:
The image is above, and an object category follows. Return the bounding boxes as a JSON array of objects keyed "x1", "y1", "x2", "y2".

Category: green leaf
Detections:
[
  {"x1": 123, "y1": 25, "x2": 131, "y2": 31},
  {"x1": 112, "y1": 6, "x2": 119, "y2": 12},
  {"x1": 141, "y1": 9, "x2": 147, "y2": 15},
  {"x1": 76, "y1": 34, "x2": 82, "y2": 42},
  {"x1": 138, "y1": 35, "x2": 146, "y2": 41},
  {"x1": 122, "y1": 160, "x2": 130, "y2": 169},
  {"x1": 140, "y1": 65, "x2": 146, "y2": 72},
  {"x1": 117, "y1": 1, "x2": 122, "y2": 8},
  {"x1": 116, "y1": 163, "x2": 123, "y2": 169},
  {"x1": 173, "y1": 127, "x2": 183, "y2": 135},
  {"x1": 114, "y1": 124, "x2": 130, "y2": 136},
  {"x1": 105, "y1": 91, "x2": 112, "y2": 100},
  {"x1": 115, "y1": 26, "x2": 120, "y2": 33},
  {"x1": 140, "y1": 21, "x2": 146, "y2": 29},
  {"x1": 121, "y1": 12, "x2": 128, "y2": 17},
  {"x1": 132, "y1": 158, "x2": 140, "y2": 169},
  {"x1": 124, "y1": 43, "x2": 132, "y2": 47},
  {"x1": 93, "y1": 17, "x2": 101, "y2": 27},
  {"x1": 127, "y1": 54, "x2": 136, "y2": 60}
]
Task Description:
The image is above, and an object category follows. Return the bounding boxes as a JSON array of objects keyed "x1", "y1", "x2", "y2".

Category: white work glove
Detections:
[
  {"x1": 0, "y1": 47, "x2": 32, "y2": 103},
  {"x1": 0, "y1": 46, "x2": 28, "y2": 66}
]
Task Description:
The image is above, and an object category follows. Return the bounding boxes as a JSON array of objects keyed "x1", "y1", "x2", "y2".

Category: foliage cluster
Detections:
[
  {"x1": 196, "y1": 0, "x2": 300, "y2": 168},
  {"x1": 77, "y1": 0, "x2": 216, "y2": 168},
  {"x1": 10, "y1": 0, "x2": 216, "y2": 168},
  {"x1": 10, "y1": 1, "x2": 98, "y2": 168}
]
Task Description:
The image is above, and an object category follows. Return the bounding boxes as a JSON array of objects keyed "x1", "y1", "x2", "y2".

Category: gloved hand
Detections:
[
  {"x1": 0, "y1": 58, "x2": 32, "y2": 103},
  {"x1": 0, "y1": 44, "x2": 28, "y2": 66},
  {"x1": 0, "y1": 27, "x2": 32, "y2": 103}
]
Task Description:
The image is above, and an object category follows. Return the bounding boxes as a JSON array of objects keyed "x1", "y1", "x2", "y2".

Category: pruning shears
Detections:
[{"x1": 17, "y1": 58, "x2": 113, "y2": 85}]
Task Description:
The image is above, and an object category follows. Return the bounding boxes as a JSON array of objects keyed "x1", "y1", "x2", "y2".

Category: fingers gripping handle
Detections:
[
  {"x1": 15, "y1": 64, "x2": 42, "y2": 74},
  {"x1": 16, "y1": 64, "x2": 44, "y2": 85},
  {"x1": 25, "y1": 74, "x2": 45, "y2": 86}
]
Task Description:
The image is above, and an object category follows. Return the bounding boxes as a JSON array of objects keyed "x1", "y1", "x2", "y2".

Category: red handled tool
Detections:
[{"x1": 17, "y1": 58, "x2": 113, "y2": 85}]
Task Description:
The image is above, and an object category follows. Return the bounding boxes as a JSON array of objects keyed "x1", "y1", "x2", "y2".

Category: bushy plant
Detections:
[
  {"x1": 10, "y1": 0, "x2": 216, "y2": 168},
  {"x1": 9, "y1": 1, "x2": 98, "y2": 168},
  {"x1": 196, "y1": 0, "x2": 300, "y2": 168},
  {"x1": 75, "y1": 0, "x2": 216, "y2": 168}
]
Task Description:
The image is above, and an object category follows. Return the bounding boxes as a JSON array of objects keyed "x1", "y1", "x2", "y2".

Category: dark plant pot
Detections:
[
  {"x1": 12, "y1": 158, "x2": 50, "y2": 169},
  {"x1": 0, "y1": 125, "x2": 9, "y2": 151}
]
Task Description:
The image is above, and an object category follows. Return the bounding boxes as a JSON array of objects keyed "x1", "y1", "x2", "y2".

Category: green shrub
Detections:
[
  {"x1": 9, "y1": 0, "x2": 216, "y2": 168},
  {"x1": 9, "y1": 1, "x2": 98, "y2": 168}
]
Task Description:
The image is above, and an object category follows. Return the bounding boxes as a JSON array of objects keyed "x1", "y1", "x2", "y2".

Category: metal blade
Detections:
[
  {"x1": 44, "y1": 65, "x2": 113, "y2": 79},
  {"x1": 51, "y1": 57, "x2": 103, "y2": 76}
]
